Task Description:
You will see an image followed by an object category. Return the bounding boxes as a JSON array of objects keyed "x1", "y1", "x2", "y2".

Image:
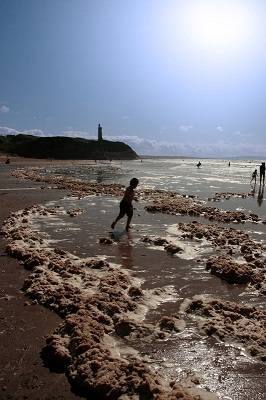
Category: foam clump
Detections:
[
  {"x1": 208, "y1": 192, "x2": 250, "y2": 202},
  {"x1": 185, "y1": 296, "x2": 266, "y2": 361},
  {"x1": 99, "y1": 237, "x2": 115, "y2": 245},
  {"x1": 145, "y1": 195, "x2": 262, "y2": 224},
  {"x1": 164, "y1": 244, "x2": 183, "y2": 255},
  {"x1": 66, "y1": 208, "x2": 84, "y2": 217},
  {"x1": 206, "y1": 256, "x2": 264, "y2": 286},
  {"x1": 11, "y1": 168, "x2": 125, "y2": 198},
  {"x1": 2, "y1": 204, "x2": 200, "y2": 399},
  {"x1": 84, "y1": 258, "x2": 110, "y2": 269},
  {"x1": 44, "y1": 313, "x2": 194, "y2": 400},
  {"x1": 158, "y1": 315, "x2": 186, "y2": 333},
  {"x1": 176, "y1": 222, "x2": 266, "y2": 294},
  {"x1": 141, "y1": 236, "x2": 183, "y2": 256}
]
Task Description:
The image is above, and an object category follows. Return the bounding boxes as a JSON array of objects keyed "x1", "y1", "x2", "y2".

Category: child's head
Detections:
[{"x1": 130, "y1": 177, "x2": 139, "y2": 188}]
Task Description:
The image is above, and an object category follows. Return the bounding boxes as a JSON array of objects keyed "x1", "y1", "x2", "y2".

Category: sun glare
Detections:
[{"x1": 182, "y1": 1, "x2": 256, "y2": 54}]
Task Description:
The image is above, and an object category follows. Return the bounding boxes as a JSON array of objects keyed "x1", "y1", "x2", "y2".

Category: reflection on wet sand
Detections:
[
  {"x1": 257, "y1": 185, "x2": 264, "y2": 207},
  {"x1": 112, "y1": 230, "x2": 134, "y2": 269}
]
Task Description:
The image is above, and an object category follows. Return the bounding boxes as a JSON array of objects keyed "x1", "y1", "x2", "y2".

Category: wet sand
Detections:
[
  {"x1": 1, "y1": 159, "x2": 266, "y2": 399},
  {"x1": 0, "y1": 167, "x2": 82, "y2": 399}
]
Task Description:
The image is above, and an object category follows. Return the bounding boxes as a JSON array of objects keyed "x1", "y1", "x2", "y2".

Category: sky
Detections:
[{"x1": 0, "y1": 0, "x2": 266, "y2": 157}]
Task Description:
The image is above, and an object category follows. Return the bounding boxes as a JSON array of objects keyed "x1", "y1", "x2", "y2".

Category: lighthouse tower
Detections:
[{"x1": 98, "y1": 123, "x2": 103, "y2": 141}]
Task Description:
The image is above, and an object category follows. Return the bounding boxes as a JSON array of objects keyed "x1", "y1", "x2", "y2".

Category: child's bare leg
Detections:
[
  {"x1": 111, "y1": 216, "x2": 119, "y2": 229},
  {"x1": 111, "y1": 212, "x2": 124, "y2": 229},
  {"x1": 111, "y1": 221, "x2": 116, "y2": 229},
  {"x1": 125, "y1": 216, "x2": 132, "y2": 231}
]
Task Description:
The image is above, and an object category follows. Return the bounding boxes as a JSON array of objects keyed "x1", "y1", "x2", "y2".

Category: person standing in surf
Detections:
[
  {"x1": 250, "y1": 169, "x2": 258, "y2": 185},
  {"x1": 111, "y1": 178, "x2": 139, "y2": 231},
  {"x1": 259, "y1": 162, "x2": 265, "y2": 186}
]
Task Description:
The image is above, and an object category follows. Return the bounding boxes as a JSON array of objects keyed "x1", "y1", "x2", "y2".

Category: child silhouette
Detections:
[{"x1": 111, "y1": 178, "x2": 139, "y2": 231}]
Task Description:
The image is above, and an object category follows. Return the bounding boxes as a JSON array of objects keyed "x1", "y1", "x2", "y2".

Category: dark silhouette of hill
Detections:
[{"x1": 0, "y1": 134, "x2": 138, "y2": 160}]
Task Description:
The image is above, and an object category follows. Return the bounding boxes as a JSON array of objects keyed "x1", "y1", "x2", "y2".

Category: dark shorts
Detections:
[{"x1": 119, "y1": 199, "x2": 133, "y2": 218}]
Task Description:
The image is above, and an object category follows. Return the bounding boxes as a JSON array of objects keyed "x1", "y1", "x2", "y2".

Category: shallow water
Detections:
[
  {"x1": 43, "y1": 158, "x2": 266, "y2": 209},
  {"x1": 31, "y1": 194, "x2": 266, "y2": 399},
  {"x1": 18, "y1": 159, "x2": 265, "y2": 399}
]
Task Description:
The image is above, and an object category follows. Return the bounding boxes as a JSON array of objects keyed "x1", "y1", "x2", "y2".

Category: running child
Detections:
[{"x1": 111, "y1": 178, "x2": 139, "y2": 231}]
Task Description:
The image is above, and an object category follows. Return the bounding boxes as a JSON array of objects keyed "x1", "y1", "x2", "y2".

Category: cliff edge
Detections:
[{"x1": 0, "y1": 134, "x2": 139, "y2": 160}]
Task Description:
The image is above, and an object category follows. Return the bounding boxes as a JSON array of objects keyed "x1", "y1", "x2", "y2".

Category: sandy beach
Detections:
[
  {"x1": 0, "y1": 161, "x2": 84, "y2": 399},
  {"x1": 0, "y1": 157, "x2": 265, "y2": 400}
]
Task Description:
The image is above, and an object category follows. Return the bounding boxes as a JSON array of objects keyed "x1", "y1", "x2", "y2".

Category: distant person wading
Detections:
[
  {"x1": 259, "y1": 162, "x2": 265, "y2": 186},
  {"x1": 250, "y1": 169, "x2": 258, "y2": 185}
]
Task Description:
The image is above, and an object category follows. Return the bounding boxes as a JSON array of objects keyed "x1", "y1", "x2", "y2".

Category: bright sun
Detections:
[{"x1": 183, "y1": 1, "x2": 255, "y2": 54}]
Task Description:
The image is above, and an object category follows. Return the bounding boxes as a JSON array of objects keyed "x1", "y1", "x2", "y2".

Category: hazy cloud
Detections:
[
  {"x1": 179, "y1": 125, "x2": 193, "y2": 132},
  {"x1": 0, "y1": 126, "x2": 44, "y2": 136},
  {"x1": 106, "y1": 135, "x2": 266, "y2": 157},
  {"x1": 234, "y1": 131, "x2": 252, "y2": 138},
  {"x1": 1, "y1": 126, "x2": 265, "y2": 157},
  {"x1": 0, "y1": 105, "x2": 10, "y2": 113},
  {"x1": 216, "y1": 126, "x2": 223, "y2": 132},
  {"x1": 61, "y1": 130, "x2": 93, "y2": 138}
]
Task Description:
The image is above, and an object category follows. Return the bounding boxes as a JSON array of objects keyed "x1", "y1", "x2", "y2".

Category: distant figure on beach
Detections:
[
  {"x1": 250, "y1": 169, "x2": 258, "y2": 185},
  {"x1": 257, "y1": 185, "x2": 264, "y2": 207},
  {"x1": 228, "y1": 161, "x2": 231, "y2": 167},
  {"x1": 5, "y1": 157, "x2": 10, "y2": 164},
  {"x1": 111, "y1": 178, "x2": 139, "y2": 232},
  {"x1": 196, "y1": 161, "x2": 201, "y2": 168},
  {"x1": 259, "y1": 162, "x2": 265, "y2": 186}
]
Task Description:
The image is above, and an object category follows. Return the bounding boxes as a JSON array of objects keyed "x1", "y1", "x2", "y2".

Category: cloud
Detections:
[
  {"x1": 234, "y1": 131, "x2": 252, "y2": 138},
  {"x1": 106, "y1": 135, "x2": 266, "y2": 157},
  {"x1": 0, "y1": 126, "x2": 44, "y2": 136},
  {"x1": 1, "y1": 126, "x2": 265, "y2": 157},
  {"x1": 61, "y1": 130, "x2": 93, "y2": 138},
  {"x1": 216, "y1": 126, "x2": 223, "y2": 132},
  {"x1": 0, "y1": 105, "x2": 10, "y2": 113},
  {"x1": 179, "y1": 125, "x2": 193, "y2": 132}
]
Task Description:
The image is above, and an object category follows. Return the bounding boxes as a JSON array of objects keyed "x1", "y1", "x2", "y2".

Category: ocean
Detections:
[{"x1": 43, "y1": 158, "x2": 265, "y2": 211}]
